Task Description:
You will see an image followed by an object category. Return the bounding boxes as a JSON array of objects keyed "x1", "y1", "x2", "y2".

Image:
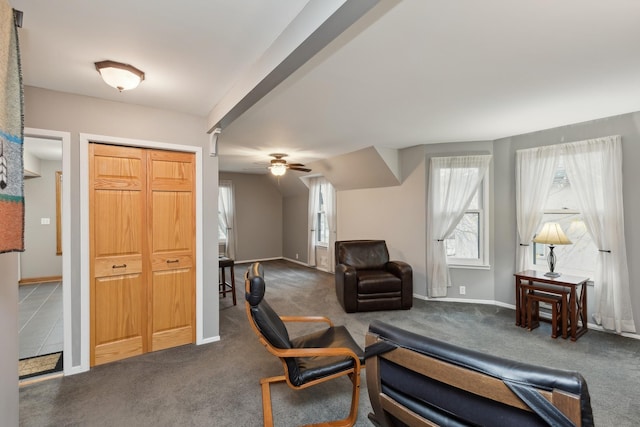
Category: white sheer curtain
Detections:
[
  {"x1": 324, "y1": 181, "x2": 337, "y2": 273},
  {"x1": 218, "y1": 180, "x2": 236, "y2": 259},
  {"x1": 562, "y1": 136, "x2": 636, "y2": 333},
  {"x1": 515, "y1": 145, "x2": 560, "y2": 272},
  {"x1": 426, "y1": 155, "x2": 491, "y2": 297},
  {"x1": 307, "y1": 177, "x2": 321, "y2": 266}
]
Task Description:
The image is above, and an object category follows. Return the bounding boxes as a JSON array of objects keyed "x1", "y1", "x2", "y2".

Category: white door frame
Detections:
[
  {"x1": 79, "y1": 133, "x2": 204, "y2": 373},
  {"x1": 23, "y1": 128, "x2": 72, "y2": 374}
]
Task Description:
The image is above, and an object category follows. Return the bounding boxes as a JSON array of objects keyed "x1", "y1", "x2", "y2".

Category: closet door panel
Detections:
[
  {"x1": 90, "y1": 144, "x2": 148, "y2": 366},
  {"x1": 150, "y1": 268, "x2": 194, "y2": 351},
  {"x1": 148, "y1": 150, "x2": 195, "y2": 351}
]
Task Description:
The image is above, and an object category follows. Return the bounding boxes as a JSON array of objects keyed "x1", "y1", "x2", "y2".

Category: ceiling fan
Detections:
[{"x1": 268, "y1": 153, "x2": 311, "y2": 176}]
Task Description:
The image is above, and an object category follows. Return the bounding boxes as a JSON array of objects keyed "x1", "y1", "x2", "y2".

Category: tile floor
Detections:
[{"x1": 18, "y1": 282, "x2": 63, "y2": 360}]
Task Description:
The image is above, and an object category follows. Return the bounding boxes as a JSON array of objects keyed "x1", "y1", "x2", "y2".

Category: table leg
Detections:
[
  {"x1": 230, "y1": 265, "x2": 236, "y2": 305},
  {"x1": 574, "y1": 282, "x2": 588, "y2": 340},
  {"x1": 221, "y1": 267, "x2": 227, "y2": 297},
  {"x1": 515, "y1": 277, "x2": 521, "y2": 327},
  {"x1": 561, "y1": 291, "x2": 568, "y2": 339},
  {"x1": 569, "y1": 286, "x2": 577, "y2": 341}
]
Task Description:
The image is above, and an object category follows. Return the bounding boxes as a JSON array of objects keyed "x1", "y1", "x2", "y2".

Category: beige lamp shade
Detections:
[{"x1": 533, "y1": 222, "x2": 572, "y2": 245}]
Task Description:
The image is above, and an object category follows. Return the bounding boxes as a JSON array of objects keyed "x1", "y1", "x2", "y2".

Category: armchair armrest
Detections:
[
  {"x1": 387, "y1": 261, "x2": 413, "y2": 309},
  {"x1": 386, "y1": 260, "x2": 411, "y2": 278},
  {"x1": 335, "y1": 263, "x2": 358, "y2": 313}
]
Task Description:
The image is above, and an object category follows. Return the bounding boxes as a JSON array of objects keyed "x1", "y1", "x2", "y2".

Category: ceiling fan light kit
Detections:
[
  {"x1": 268, "y1": 153, "x2": 311, "y2": 176},
  {"x1": 269, "y1": 163, "x2": 287, "y2": 176},
  {"x1": 95, "y1": 60, "x2": 145, "y2": 92}
]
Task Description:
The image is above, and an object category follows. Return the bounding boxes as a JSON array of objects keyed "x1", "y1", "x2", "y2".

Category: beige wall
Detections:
[
  {"x1": 282, "y1": 193, "x2": 308, "y2": 263},
  {"x1": 22, "y1": 159, "x2": 62, "y2": 279},
  {"x1": 23, "y1": 86, "x2": 219, "y2": 370},
  {"x1": 337, "y1": 146, "x2": 427, "y2": 294},
  {"x1": 219, "y1": 172, "x2": 283, "y2": 262}
]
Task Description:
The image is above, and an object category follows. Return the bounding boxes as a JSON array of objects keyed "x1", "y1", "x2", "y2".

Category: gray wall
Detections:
[
  {"x1": 493, "y1": 112, "x2": 640, "y2": 329},
  {"x1": 283, "y1": 112, "x2": 640, "y2": 334},
  {"x1": 23, "y1": 86, "x2": 219, "y2": 371},
  {"x1": 22, "y1": 159, "x2": 62, "y2": 279},
  {"x1": 283, "y1": 193, "x2": 309, "y2": 262},
  {"x1": 0, "y1": 252, "x2": 19, "y2": 426},
  {"x1": 219, "y1": 172, "x2": 283, "y2": 262}
]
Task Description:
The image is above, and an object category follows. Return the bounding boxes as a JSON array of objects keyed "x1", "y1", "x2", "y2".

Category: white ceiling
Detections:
[{"x1": 11, "y1": 0, "x2": 640, "y2": 174}]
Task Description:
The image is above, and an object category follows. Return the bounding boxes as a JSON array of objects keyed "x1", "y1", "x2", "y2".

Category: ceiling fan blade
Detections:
[{"x1": 289, "y1": 166, "x2": 311, "y2": 172}]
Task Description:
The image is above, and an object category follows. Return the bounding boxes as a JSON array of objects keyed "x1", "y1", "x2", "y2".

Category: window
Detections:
[
  {"x1": 218, "y1": 185, "x2": 231, "y2": 242},
  {"x1": 532, "y1": 158, "x2": 597, "y2": 277},
  {"x1": 218, "y1": 181, "x2": 236, "y2": 258},
  {"x1": 445, "y1": 176, "x2": 489, "y2": 267},
  {"x1": 316, "y1": 184, "x2": 329, "y2": 246}
]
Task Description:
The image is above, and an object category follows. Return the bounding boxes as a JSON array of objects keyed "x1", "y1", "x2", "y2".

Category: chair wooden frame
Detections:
[
  {"x1": 365, "y1": 331, "x2": 584, "y2": 427},
  {"x1": 245, "y1": 290, "x2": 362, "y2": 427}
]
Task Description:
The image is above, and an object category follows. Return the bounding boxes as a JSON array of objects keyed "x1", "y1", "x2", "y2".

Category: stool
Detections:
[
  {"x1": 219, "y1": 257, "x2": 236, "y2": 305},
  {"x1": 527, "y1": 291, "x2": 563, "y2": 339}
]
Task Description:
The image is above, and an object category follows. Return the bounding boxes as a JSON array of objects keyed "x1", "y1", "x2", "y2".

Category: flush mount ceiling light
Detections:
[{"x1": 94, "y1": 60, "x2": 145, "y2": 92}]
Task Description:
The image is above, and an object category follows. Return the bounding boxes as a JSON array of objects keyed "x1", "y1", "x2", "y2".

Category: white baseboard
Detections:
[
  {"x1": 412, "y1": 294, "x2": 640, "y2": 340},
  {"x1": 234, "y1": 256, "x2": 282, "y2": 264},
  {"x1": 282, "y1": 257, "x2": 310, "y2": 267},
  {"x1": 199, "y1": 336, "x2": 221, "y2": 345},
  {"x1": 413, "y1": 294, "x2": 514, "y2": 309}
]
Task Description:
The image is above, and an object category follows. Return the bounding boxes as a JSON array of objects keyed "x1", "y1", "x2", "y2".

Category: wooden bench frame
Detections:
[{"x1": 366, "y1": 330, "x2": 585, "y2": 426}]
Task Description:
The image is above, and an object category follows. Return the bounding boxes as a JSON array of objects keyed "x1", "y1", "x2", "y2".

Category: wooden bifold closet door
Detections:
[{"x1": 89, "y1": 143, "x2": 195, "y2": 367}]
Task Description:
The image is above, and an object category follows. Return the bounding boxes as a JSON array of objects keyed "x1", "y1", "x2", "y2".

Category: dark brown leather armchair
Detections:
[{"x1": 335, "y1": 240, "x2": 412, "y2": 313}]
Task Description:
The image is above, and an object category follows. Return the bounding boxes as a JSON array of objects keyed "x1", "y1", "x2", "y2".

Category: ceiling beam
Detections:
[{"x1": 206, "y1": 0, "x2": 381, "y2": 134}]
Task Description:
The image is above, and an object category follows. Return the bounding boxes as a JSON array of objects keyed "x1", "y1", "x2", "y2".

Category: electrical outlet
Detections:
[
  {"x1": 295, "y1": 253, "x2": 299, "y2": 260},
  {"x1": 459, "y1": 286, "x2": 466, "y2": 295}
]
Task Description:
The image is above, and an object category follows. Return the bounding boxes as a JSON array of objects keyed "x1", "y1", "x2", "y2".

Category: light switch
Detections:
[{"x1": 41, "y1": 217, "x2": 50, "y2": 225}]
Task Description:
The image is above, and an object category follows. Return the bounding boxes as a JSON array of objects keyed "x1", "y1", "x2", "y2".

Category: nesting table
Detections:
[{"x1": 514, "y1": 270, "x2": 589, "y2": 341}]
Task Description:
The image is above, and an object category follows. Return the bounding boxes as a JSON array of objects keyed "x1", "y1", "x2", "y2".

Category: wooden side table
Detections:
[
  {"x1": 515, "y1": 270, "x2": 589, "y2": 341},
  {"x1": 219, "y1": 257, "x2": 236, "y2": 305}
]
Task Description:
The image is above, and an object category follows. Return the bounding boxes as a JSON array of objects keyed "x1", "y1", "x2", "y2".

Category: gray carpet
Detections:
[{"x1": 19, "y1": 259, "x2": 640, "y2": 426}]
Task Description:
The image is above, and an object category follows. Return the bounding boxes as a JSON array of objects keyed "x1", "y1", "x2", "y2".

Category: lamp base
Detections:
[{"x1": 544, "y1": 271, "x2": 561, "y2": 278}]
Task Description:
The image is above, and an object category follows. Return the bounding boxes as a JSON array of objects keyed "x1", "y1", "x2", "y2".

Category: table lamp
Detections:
[{"x1": 533, "y1": 222, "x2": 572, "y2": 277}]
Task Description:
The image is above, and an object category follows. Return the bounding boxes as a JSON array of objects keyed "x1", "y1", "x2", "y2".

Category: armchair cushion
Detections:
[
  {"x1": 291, "y1": 326, "x2": 363, "y2": 385},
  {"x1": 336, "y1": 240, "x2": 390, "y2": 270}
]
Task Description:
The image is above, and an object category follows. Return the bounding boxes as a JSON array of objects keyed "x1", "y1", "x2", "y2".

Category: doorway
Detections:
[{"x1": 20, "y1": 128, "x2": 71, "y2": 376}]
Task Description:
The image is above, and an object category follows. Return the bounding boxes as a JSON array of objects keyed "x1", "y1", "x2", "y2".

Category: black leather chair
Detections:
[
  {"x1": 365, "y1": 320, "x2": 594, "y2": 427},
  {"x1": 335, "y1": 240, "x2": 412, "y2": 313},
  {"x1": 244, "y1": 262, "x2": 364, "y2": 427}
]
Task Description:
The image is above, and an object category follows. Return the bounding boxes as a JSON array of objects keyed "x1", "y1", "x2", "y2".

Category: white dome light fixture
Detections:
[
  {"x1": 95, "y1": 60, "x2": 145, "y2": 92},
  {"x1": 269, "y1": 162, "x2": 287, "y2": 176}
]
